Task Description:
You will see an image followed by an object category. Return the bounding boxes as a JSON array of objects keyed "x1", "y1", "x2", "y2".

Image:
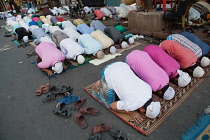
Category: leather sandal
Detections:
[
  {"x1": 79, "y1": 107, "x2": 100, "y2": 116},
  {"x1": 36, "y1": 86, "x2": 44, "y2": 96},
  {"x1": 73, "y1": 97, "x2": 86, "y2": 111},
  {"x1": 42, "y1": 83, "x2": 50, "y2": 94},
  {"x1": 74, "y1": 112, "x2": 88, "y2": 129},
  {"x1": 90, "y1": 124, "x2": 112, "y2": 135}
]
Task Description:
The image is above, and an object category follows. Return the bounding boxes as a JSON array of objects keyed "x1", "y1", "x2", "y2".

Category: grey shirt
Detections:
[{"x1": 52, "y1": 30, "x2": 68, "y2": 48}]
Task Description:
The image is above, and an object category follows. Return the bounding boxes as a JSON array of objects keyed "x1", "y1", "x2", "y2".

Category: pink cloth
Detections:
[
  {"x1": 32, "y1": 17, "x2": 40, "y2": 22},
  {"x1": 160, "y1": 40, "x2": 197, "y2": 69},
  {"x1": 144, "y1": 45, "x2": 180, "y2": 78},
  {"x1": 35, "y1": 42, "x2": 65, "y2": 69},
  {"x1": 94, "y1": 9, "x2": 105, "y2": 20},
  {"x1": 126, "y1": 50, "x2": 169, "y2": 92}
]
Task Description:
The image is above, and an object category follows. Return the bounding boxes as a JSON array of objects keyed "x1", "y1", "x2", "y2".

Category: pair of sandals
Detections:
[
  {"x1": 74, "y1": 105, "x2": 100, "y2": 129},
  {"x1": 42, "y1": 85, "x2": 73, "y2": 103},
  {"x1": 89, "y1": 125, "x2": 130, "y2": 140},
  {"x1": 36, "y1": 84, "x2": 50, "y2": 96}
]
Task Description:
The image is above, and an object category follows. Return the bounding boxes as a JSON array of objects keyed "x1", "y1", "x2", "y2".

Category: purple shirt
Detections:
[
  {"x1": 35, "y1": 42, "x2": 65, "y2": 69},
  {"x1": 144, "y1": 45, "x2": 180, "y2": 78},
  {"x1": 126, "y1": 50, "x2": 169, "y2": 92}
]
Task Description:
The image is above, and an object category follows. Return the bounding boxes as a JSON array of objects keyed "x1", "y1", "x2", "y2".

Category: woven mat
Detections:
[{"x1": 83, "y1": 65, "x2": 210, "y2": 135}]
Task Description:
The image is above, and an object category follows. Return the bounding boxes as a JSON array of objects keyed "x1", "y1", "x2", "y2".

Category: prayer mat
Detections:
[
  {"x1": 83, "y1": 65, "x2": 210, "y2": 135},
  {"x1": 181, "y1": 113, "x2": 210, "y2": 140},
  {"x1": 31, "y1": 57, "x2": 93, "y2": 79},
  {"x1": 89, "y1": 42, "x2": 141, "y2": 65}
]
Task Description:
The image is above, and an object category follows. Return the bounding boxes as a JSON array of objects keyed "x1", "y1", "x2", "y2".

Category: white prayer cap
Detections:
[
  {"x1": 52, "y1": 62, "x2": 63, "y2": 74},
  {"x1": 201, "y1": 57, "x2": 210, "y2": 67},
  {"x1": 146, "y1": 102, "x2": 161, "y2": 118},
  {"x1": 23, "y1": 36, "x2": 29, "y2": 43},
  {"x1": 128, "y1": 37, "x2": 134, "y2": 44},
  {"x1": 109, "y1": 15, "x2": 113, "y2": 19},
  {"x1": 177, "y1": 70, "x2": 191, "y2": 87},
  {"x1": 102, "y1": 17, "x2": 106, "y2": 21},
  {"x1": 96, "y1": 50, "x2": 104, "y2": 59},
  {"x1": 163, "y1": 86, "x2": 175, "y2": 100},
  {"x1": 121, "y1": 41, "x2": 128, "y2": 49},
  {"x1": 77, "y1": 55, "x2": 85, "y2": 64},
  {"x1": 110, "y1": 46, "x2": 116, "y2": 54},
  {"x1": 193, "y1": 66, "x2": 204, "y2": 78}
]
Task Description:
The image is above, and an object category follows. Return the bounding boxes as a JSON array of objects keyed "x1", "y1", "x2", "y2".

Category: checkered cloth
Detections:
[{"x1": 167, "y1": 34, "x2": 202, "y2": 58}]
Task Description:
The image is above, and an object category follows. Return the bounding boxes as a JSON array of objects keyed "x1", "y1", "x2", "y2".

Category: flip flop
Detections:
[
  {"x1": 73, "y1": 97, "x2": 86, "y2": 111},
  {"x1": 90, "y1": 124, "x2": 112, "y2": 135},
  {"x1": 53, "y1": 108, "x2": 71, "y2": 118},
  {"x1": 79, "y1": 107, "x2": 100, "y2": 116},
  {"x1": 42, "y1": 83, "x2": 50, "y2": 94},
  {"x1": 58, "y1": 95, "x2": 80, "y2": 104},
  {"x1": 108, "y1": 128, "x2": 130, "y2": 140},
  {"x1": 36, "y1": 86, "x2": 44, "y2": 96},
  {"x1": 74, "y1": 112, "x2": 88, "y2": 129}
]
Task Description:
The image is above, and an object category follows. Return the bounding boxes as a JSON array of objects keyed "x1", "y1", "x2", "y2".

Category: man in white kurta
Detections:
[
  {"x1": 60, "y1": 38, "x2": 85, "y2": 64},
  {"x1": 103, "y1": 62, "x2": 161, "y2": 121},
  {"x1": 63, "y1": 26, "x2": 81, "y2": 41}
]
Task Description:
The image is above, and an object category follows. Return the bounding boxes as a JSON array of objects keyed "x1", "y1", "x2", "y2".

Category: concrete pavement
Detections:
[{"x1": 0, "y1": 18, "x2": 209, "y2": 140}]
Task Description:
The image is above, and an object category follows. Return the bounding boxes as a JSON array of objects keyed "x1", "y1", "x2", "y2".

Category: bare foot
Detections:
[
  {"x1": 47, "y1": 70, "x2": 54, "y2": 76},
  {"x1": 128, "y1": 111, "x2": 143, "y2": 123},
  {"x1": 66, "y1": 59, "x2": 78, "y2": 66},
  {"x1": 63, "y1": 64, "x2": 68, "y2": 70}
]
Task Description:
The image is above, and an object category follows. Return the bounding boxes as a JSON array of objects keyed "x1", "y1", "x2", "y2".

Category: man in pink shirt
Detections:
[
  {"x1": 144, "y1": 45, "x2": 191, "y2": 87},
  {"x1": 93, "y1": 9, "x2": 105, "y2": 20},
  {"x1": 126, "y1": 50, "x2": 175, "y2": 100},
  {"x1": 35, "y1": 42, "x2": 66, "y2": 76},
  {"x1": 160, "y1": 40, "x2": 204, "y2": 78}
]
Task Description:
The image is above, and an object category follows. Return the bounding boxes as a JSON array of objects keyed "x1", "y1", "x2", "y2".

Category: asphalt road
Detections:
[{"x1": 0, "y1": 18, "x2": 209, "y2": 140}]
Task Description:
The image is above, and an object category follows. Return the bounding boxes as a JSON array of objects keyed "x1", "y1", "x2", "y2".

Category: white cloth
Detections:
[
  {"x1": 42, "y1": 24, "x2": 50, "y2": 33},
  {"x1": 177, "y1": 70, "x2": 191, "y2": 87},
  {"x1": 163, "y1": 86, "x2": 175, "y2": 100},
  {"x1": 62, "y1": 20, "x2": 76, "y2": 29},
  {"x1": 104, "y1": 62, "x2": 152, "y2": 112},
  {"x1": 49, "y1": 26, "x2": 62, "y2": 34},
  {"x1": 46, "y1": 15, "x2": 52, "y2": 20},
  {"x1": 28, "y1": 25, "x2": 39, "y2": 32},
  {"x1": 84, "y1": 6, "x2": 92, "y2": 13},
  {"x1": 100, "y1": 7, "x2": 112, "y2": 17},
  {"x1": 19, "y1": 21, "x2": 29, "y2": 30},
  {"x1": 52, "y1": 62, "x2": 63, "y2": 74},
  {"x1": 116, "y1": 7, "x2": 129, "y2": 18},
  {"x1": 188, "y1": 7, "x2": 201, "y2": 24},
  {"x1": 193, "y1": 66, "x2": 204, "y2": 78},
  {"x1": 63, "y1": 26, "x2": 81, "y2": 41},
  {"x1": 40, "y1": 36, "x2": 56, "y2": 46},
  {"x1": 60, "y1": 38, "x2": 84, "y2": 60},
  {"x1": 201, "y1": 57, "x2": 210, "y2": 67},
  {"x1": 146, "y1": 102, "x2": 161, "y2": 118}
]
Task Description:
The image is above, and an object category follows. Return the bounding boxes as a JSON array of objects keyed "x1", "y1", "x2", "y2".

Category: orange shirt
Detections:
[{"x1": 160, "y1": 40, "x2": 197, "y2": 69}]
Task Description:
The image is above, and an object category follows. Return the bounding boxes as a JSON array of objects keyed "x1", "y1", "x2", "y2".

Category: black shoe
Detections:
[{"x1": 4, "y1": 34, "x2": 12, "y2": 37}]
